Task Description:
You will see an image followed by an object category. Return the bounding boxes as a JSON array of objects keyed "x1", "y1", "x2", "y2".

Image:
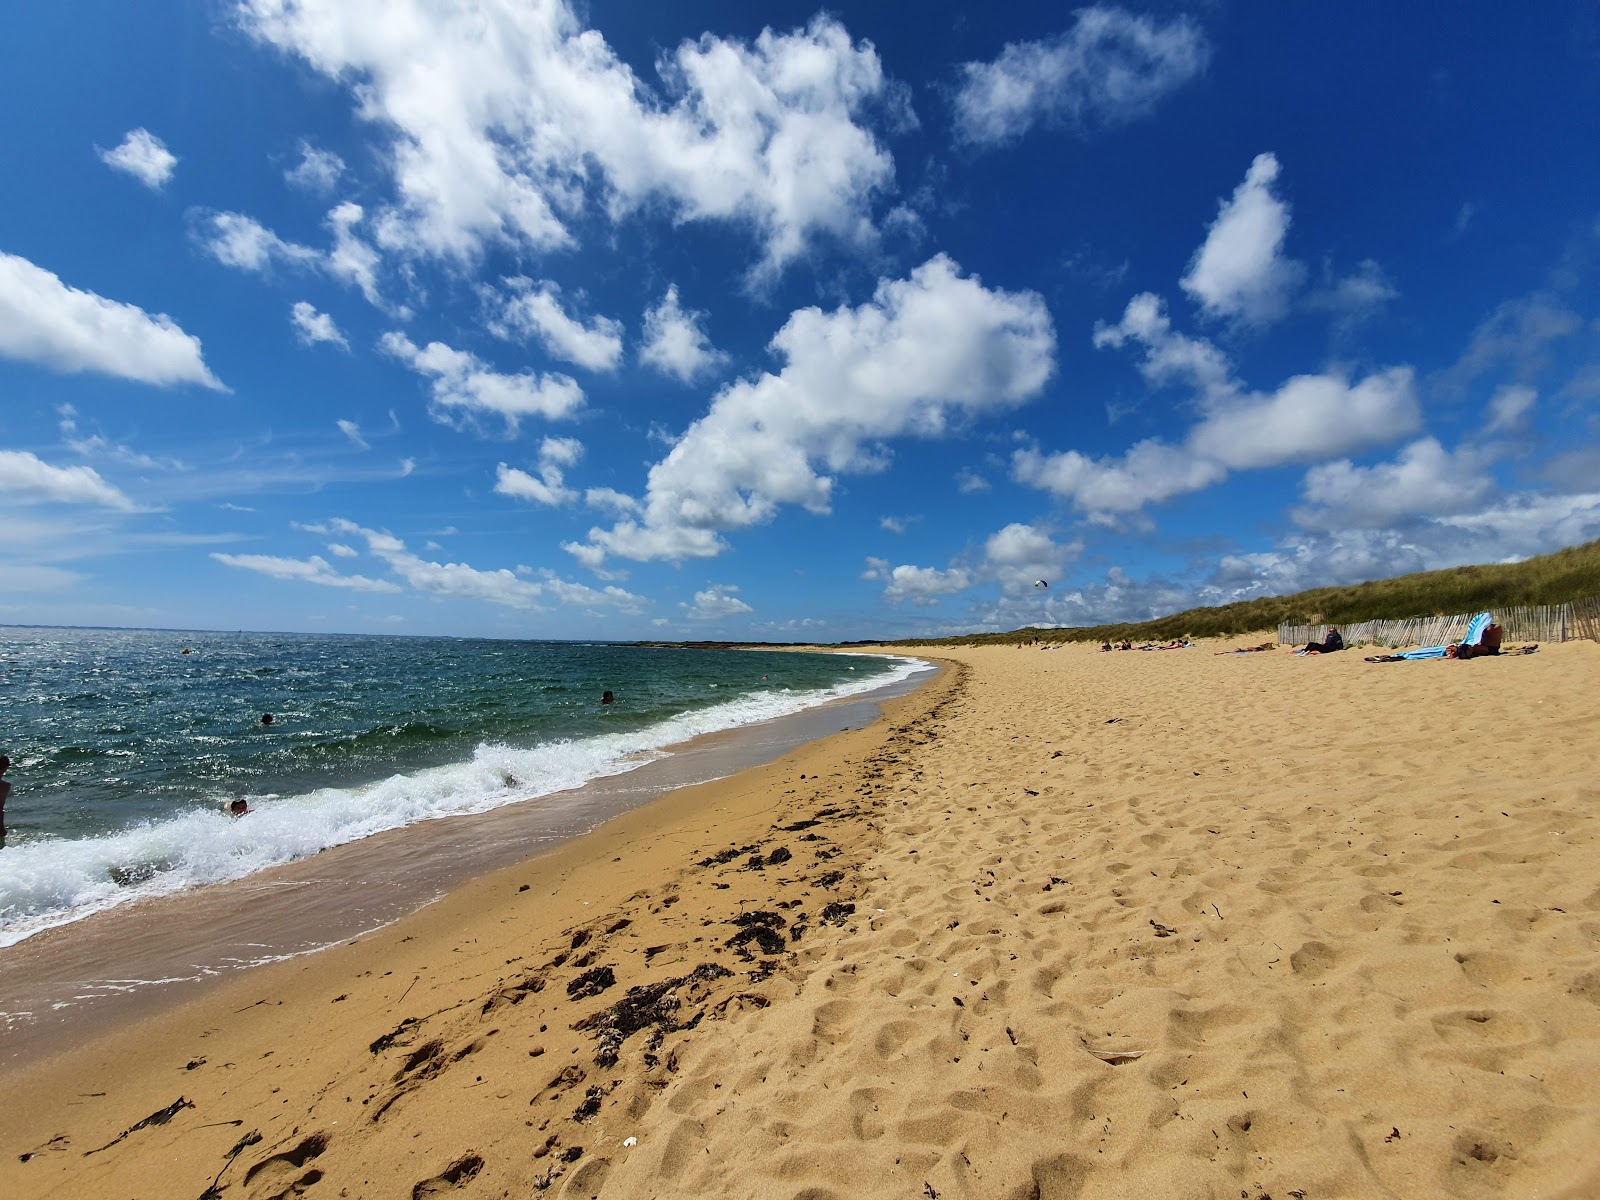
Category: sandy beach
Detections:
[{"x1": 4, "y1": 637, "x2": 1599, "y2": 1200}]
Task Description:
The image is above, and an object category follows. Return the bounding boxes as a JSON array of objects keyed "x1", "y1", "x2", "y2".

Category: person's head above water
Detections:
[{"x1": 260, "y1": 713, "x2": 274, "y2": 725}]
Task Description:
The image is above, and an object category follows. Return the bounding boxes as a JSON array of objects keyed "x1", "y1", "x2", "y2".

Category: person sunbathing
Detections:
[{"x1": 1449, "y1": 622, "x2": 1503, "y2": 659}]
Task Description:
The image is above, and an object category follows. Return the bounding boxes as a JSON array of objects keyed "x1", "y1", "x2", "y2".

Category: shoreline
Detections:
[
  {"x1": 0, "y1": 654, "x2": 934, "y2": 1069},
  {"x1": 5, "y1": 639, "x2": 1599, "y2": 1199}
]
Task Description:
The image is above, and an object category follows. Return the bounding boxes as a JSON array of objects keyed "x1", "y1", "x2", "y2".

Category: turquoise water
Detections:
[{"x1": 0, "y1": 627, "x2": 921, "y2": 944}]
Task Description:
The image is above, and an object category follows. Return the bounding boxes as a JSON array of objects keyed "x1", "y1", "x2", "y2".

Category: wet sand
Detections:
[{"x1": 3, "y1": 638, "x2": 1599, "y2": 1200}]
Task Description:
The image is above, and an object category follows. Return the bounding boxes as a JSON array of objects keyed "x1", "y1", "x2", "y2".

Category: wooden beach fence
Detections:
[{"x1": 1277, "y1": 595, "x2": 1600, "y2": 648}]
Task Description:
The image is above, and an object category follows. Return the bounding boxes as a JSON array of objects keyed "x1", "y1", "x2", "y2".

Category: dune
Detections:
[{"x1": 3, "y1": 637, "x2": 1598, "y2": 1200}]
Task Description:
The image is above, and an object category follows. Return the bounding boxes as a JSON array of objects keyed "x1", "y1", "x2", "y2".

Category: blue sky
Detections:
[{"x1": 2, "y1": 2, "x2": 1597, "y2": 640}]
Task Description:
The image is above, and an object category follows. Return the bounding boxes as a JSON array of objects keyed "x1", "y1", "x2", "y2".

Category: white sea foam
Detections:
[{"x1": 0, "y1": 655, "x2": 929, "y2": 947}]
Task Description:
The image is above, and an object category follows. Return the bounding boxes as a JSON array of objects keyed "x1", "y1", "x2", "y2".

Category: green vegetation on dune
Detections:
[{"x1": 883, "y1": 538, "x2": 1600, "y2": 647}]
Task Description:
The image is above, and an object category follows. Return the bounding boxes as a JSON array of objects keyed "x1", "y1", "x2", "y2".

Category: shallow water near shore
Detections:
[
  {"x1": 0, "y1": 627, "x2": 922, "y2": 946},
  {"x1": 0, "y1": 642, "x2": 931, "y2": 1070}
]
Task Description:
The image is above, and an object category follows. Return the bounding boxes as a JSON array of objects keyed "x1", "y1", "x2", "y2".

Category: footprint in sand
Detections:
[
  {"x1": 243, "y1": 1132, "x2": 329, "y2": 1200},
  {"x1": 411, "y1": 1152, "x2": 483, "y2": 1199}
]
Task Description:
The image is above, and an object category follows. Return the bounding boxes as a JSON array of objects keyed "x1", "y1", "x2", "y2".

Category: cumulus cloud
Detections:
[
  {"x1": 495, "y1": 435, "x2": 585, "y2": 506},
  {"x1": 380, "y1": 331, "x2": 583, "y2": 434},
  {"x1": 98, "y1": 128, "x2": 178, "y2": 188},
  {"x1": 0, "y1": 450, "x2": 137, "y2": 510},
  {"x1": 1292, "y1": 438, "x2": 1494, "y2": 531},
  {"x1": 239, "y1": 2, "x2": 897, "y2": 278},
  {"x1": 953, "y1": 6, "x2": 1209, "y2": 146},
  {"x1": 1022, "y1": 292, "x2": 1419, "y2": 513},
  {"x1": 493, "y1": 279, "x2": 623, "y2": 372},
  {"x1": 324, "y1": 202, "x2": 384, "y2": 307},
  {"x1": 983, "y1": 522, "x2": 1077, "y2": 596},
  {"x1": 0, "y1": 251, "x2": 224, "y2": 389},
  {"x1": 575, "y1": 255, "x2": 1055, "y2": 564},
  {"x1": 199, "y1": 211, "x2": 321, "y2": 272},
  {"x1": 1181, "y1": 153, "x2": 1305, "y2": 326},
  {"x1": 210, "y1": 552, "x2": 402, "y2": 592},
  {"x1": 201, "y1": 207, "x2": 389, "y2": 309},
  {"x1": 882, "y1": 564, "x2": 970, "y2": 605},
  {"x1": 640, "y1": 285, "x2": 727, "y2": 383},
  {"x1": 1186, "y1": 367, "x2": 1419, "y2": 470},
  {"x1": 680, "y1": 584, "x2": 753, "y2": 619},
  {"x1": 292, "y1": 300, "x2": 348, "y2": 348},
  {"x1": 285, "y1": 141, "x2": 345, "y2": 192},
  {"x1": 1014, "y1": 439, "x2": 1226, "y2": 512}
]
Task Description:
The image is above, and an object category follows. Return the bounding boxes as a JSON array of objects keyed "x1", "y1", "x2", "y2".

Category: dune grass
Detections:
[{"x1": 884, "y1": 538, "x2": 1600, "y2": 647}]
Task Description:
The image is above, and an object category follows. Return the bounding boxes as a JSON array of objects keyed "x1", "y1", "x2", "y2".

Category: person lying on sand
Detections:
[
  {"x1": 1448, "y1": 622, "x2": 1503, "y2": 659},
  {"x1": 1216, "y1": 642, "x2": 1277, "y2": 654}
]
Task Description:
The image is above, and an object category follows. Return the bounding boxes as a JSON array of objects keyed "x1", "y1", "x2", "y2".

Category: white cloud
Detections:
[
  {"x1": 325, "y1": 202, "x2": 384, "y2": 307},
  {"x1": 202, "y1": 207, "x2": 389, "y2": 309},
  {"x1": 1444, "y1": 293, "x2": 1581, "y2": 389},
  {"x1": 1292, "y1": 438, "x2": 1494, "y2": 531},
  {"x1": 238, "y1": 3, "x2": 896, "y2": 278},
  {"x1": 200, "y1": 211, "x2": 320, "y2": 272},
  {"x1": 1483, "y1": 384, "x2": 1537, "y2": 433},
  {"x1": 955, "y1": 467, "x2": 990, "y2": 494},
  {"x1": 577, "y1": 255, "x2": 1055, "y2": 563},
  {"x1": 0, "y1": 251, "x2": 224, "y2": 389},
  {"x1": 1307, "y1": 258, "x2": 1398, "y2": 321},
  {"x1": 680, "y1": 585, "x2": 753, "y2": 619},
  {"x1": 0, "y1": 450, "x2": 137, "y2": 510},
  {"x1": 953, "y1": 6, "x2": 1209, "y2": 146},
  {"x1": 1181, "y1": 153, "x2": 1305, "y2": 326},
  {"x1": 327, "y1": 542, "x2": 358, "y2": 557},
  {"x1": 1092, "y1": 291, "x2": 1235, "y2": 401},
  {"x1": 640, "y1": 285, "x2": 727, "y2": 383},
  {"x1": 292, "y1": 300, "x2": 349, "y2": 348},
  {"x1": 497, "y1": 435, "x2": 584, "y2": 506},
  {"x1": 883, "y1": 564, "x2": 971, "y2": 605},
  {"x1": 336, "y1": 418, "x2": 368, "y2": 449},
  {"x1": 285, "y1": 142, "x2": 345, "y2": 192},
  {"x1": 1014, "y1": 439, "x2": 1226, "y2": 512},
  {"x1": 398, "y1": 457, "x2": 416, "y2": 477},
  {"x1": 493, "y1": 279, "x2": 623, "y2": 372},
  {"x1": 983, "y1": 522, "x2": 1076, "y2": 596},
  {"x1": 380, "y1": 331, "x2": 583, "y2": 434},
  {"x1": 880, "y1": 515, "x2": 907, "y2": 534},
  {"x1": 210, "y1": 552, "x2": 402, "y2": 592},
  {"x1": 1187, "y1": 366, "x2": 1420, "y2": 470},
  {"x1": 326, "y1": 517, "x2": 643, "y2": 612},
  {"x1": 1021, "y1": 291, "x2": 1420, "y2": 513},
  {"x1": 98, "y1": 128, "x2": 177, "y2": 188},
  {"x1": 583, "y1": 487, "x2": 641, "y2": 517},
  {"x1": 495, "y1": 466, "x2": 566, "y2": 507},
  {"x1": 58, "y1": 405, "x2": 186, "y2": 472}
]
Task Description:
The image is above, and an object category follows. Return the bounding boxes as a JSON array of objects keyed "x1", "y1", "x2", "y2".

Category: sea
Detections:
[{"x1": 0, "y1": 626, "x2": 926, "y2": 951}]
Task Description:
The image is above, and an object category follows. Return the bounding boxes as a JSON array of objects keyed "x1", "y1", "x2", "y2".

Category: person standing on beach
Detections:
[{"x1": 0, "y1": 754, "x2": 11, "y2": 848}]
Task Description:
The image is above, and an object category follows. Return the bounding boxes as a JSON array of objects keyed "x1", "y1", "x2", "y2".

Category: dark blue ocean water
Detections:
[{"x1": 0, "y1": 627, "x2": 921, "y2": 945}]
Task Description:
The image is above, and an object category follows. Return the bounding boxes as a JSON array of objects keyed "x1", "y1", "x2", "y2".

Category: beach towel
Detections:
[{"x1": 1364, "y1": 612, "x2": 1492, "y2": 662}]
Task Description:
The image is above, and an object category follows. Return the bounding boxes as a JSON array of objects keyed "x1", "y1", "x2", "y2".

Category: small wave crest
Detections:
[{"x1": 0, "y1": 654, "x2": 928, "y2": 946}]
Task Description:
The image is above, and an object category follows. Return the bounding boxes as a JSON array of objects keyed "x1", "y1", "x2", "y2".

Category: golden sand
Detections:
[{"x1": 3, "y1": 638, "x2": 1599, "y2": 1199}]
